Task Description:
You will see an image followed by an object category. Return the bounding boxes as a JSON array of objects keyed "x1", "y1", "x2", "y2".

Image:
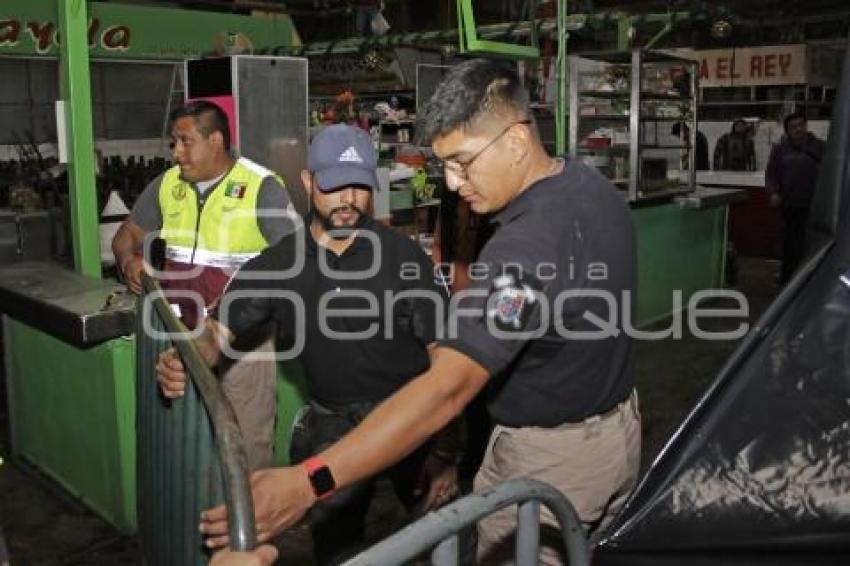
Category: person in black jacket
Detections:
[{"x1": 714, "y1": 119, "x2": 757, "y2": 171}]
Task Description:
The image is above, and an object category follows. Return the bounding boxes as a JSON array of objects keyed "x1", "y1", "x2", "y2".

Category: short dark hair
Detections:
[
  {"x1": 417, "y1": 58, "x2": 529, "y2": 144},
  {"x1": 169, "y1": 100, "x2": 231, "y2": 151},
  {"x1": 783, "y1": 111, "x2": 806, "y2": 133}
]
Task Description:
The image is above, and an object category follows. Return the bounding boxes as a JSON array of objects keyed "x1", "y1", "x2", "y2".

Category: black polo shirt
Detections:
[
  {"x1": 214, "y1": 216, "x2": 446, "y2": 405},
  {"x1": 440, "y1": 158, "x2": 636, "y2": 427}
]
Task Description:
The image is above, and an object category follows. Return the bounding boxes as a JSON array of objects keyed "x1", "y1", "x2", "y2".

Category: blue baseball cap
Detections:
[{"x1": 308, "y1": 124, "x2": 379, "y2": 193}]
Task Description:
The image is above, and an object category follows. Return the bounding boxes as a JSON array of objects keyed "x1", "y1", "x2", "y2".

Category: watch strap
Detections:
[{"x1": 303, "y1": 456, "x2": 336, "y2": 500}]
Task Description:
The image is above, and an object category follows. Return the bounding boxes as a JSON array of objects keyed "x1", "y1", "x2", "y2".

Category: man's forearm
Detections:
[
  {"x1": 320, "y1": 347, "x2": 488, "y2": 489},
  {"x1": 113, "y1": 236, "x2": 138, "y2": 272},
  {"x1": 112, "y1": 220, "x2": 145, "y2": 272}
]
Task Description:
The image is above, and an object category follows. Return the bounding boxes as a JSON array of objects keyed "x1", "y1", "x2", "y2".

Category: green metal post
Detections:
[
  {"x1": 555, "y1": 0, "x2": 568, "y2": 155},
  {"x1": 58, "y1": 0, "x2": 101, "y2": 278},
  {"x1": 456, "y1": 0, "x2": 465, "y2": 53},
  {"x1": 617, "y1": 14, "x2": 633, "y2": 50}
]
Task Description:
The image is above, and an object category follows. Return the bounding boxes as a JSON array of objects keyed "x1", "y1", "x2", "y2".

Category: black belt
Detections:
[
  {"x1": 502, "y1": 389, "x2": 637, "y2": 430},
  {"x1": 555, "y1": 389, "x2": 637, "y2": 429}
]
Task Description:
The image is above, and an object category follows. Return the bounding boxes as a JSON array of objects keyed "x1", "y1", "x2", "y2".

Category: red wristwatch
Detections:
[{"x1": 303, "y1": 457, "x2": 336, "y2": 500}]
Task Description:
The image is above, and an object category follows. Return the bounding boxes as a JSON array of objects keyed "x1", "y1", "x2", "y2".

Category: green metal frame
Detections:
[
  {"x1": 618, "y1": 13, "x2": 633, "y2": 50},
  {"x1": 458, "y1": 0, "x2": 540, "y2": 58},
  {"x1": 58, "y1": 0, "x2": 100, "y2": 278},
  {"x1": 555, "y1": 0, "x2": 568, "y2": 155},
  {"x1": 456, "y1": 0, "x2": 466, "y2": 53}
]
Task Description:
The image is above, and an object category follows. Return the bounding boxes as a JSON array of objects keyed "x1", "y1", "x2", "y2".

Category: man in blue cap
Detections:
[
  {"x1": 157, "y1": 124, "x2": 462, "y2": 564},
  {"x1": 194, "y1": 59, "x2": 638, "y2": 565}
]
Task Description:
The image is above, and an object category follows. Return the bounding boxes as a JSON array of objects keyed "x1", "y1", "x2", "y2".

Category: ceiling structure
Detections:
[
  {"x1": 585, "y1": 0, "x2": 850, "y2": 46},
  {"x1": 122, "y1": 0, "x2": 850, "y2": 47}
]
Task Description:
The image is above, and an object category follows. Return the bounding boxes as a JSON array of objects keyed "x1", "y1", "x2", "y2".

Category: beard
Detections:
[{"x1": 311, "y1": 195, "x2": 370, "y2": 239}]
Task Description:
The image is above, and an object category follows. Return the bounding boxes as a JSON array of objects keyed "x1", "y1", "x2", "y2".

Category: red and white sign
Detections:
[{"x1": 694, "y1": 45, "x2": 806, "y2": 87}]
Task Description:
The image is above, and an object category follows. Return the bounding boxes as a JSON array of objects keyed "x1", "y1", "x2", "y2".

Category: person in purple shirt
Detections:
[{"x1": 766, "y1": 112, "x2": 826, "y2": 283}]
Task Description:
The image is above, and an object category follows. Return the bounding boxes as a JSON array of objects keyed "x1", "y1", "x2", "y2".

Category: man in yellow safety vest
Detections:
[{"x1": 112, "y1": 100, "x2": 296, "y2": 470}]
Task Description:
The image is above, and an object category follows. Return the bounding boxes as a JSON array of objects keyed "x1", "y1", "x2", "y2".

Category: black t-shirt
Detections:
[
  {"x1": 440, "y1": 158, "x2": 636, "y2": 427},
  {"x1": 215, "y1": 216, "x2": 447, "y2": 405}
]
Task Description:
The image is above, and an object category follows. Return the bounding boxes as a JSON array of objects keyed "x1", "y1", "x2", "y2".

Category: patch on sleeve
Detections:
[{"x1": 487, "y1": 265, "x2": 542, "y2": 332}]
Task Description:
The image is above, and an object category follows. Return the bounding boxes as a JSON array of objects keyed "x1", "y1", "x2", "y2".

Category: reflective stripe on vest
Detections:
[{"x1": 165, "y1": 245, "x2": 260, "y2": 269}]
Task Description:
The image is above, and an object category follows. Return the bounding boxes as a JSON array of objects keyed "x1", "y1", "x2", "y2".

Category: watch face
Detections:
[{"x1": 311, "y1": 466, "x2": 336, "y2": 496}]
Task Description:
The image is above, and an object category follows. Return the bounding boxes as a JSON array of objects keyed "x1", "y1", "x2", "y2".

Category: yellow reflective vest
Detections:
[{"x1": 158, "y1": 157, "x2": 282, "y2": 269}]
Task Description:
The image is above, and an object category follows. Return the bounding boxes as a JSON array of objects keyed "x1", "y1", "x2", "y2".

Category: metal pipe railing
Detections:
[
  {"x1": 344, "y1": 478, "x2": 589, "y2": 566},
  {"x1": 140, "y1": 272, "x2": 256, "y2": 552}
]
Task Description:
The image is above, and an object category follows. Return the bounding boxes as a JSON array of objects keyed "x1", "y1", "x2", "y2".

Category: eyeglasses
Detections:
[{"x1": 441, "y1": 119, "x2": 532, "y2": 181}]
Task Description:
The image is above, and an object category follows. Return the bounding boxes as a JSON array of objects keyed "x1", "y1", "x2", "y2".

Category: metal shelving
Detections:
[
  {"x1": 579, "y1": 114, "x2": 691, "y2": 122},
  {"x1": 569, "y1": 49, "x2": 699, "y2": 202}
]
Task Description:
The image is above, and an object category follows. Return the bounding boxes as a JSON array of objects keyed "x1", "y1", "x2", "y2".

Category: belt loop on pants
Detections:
[
  {"x1": 620, "y1": 389, "x2": 636, "y2": 424},
  {"x1": 584, "y1": 413, "x2": 602, "y2": 440}
]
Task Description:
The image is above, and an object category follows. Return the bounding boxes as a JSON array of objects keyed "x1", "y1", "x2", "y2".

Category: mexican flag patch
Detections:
[{"x1": 225, "y1": 181, "x2": 247, "y2": 199}]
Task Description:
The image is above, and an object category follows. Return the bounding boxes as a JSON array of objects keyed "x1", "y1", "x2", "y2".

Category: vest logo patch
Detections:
[
  {"x1": 225, "y1": 181, "x2": 247, "y2": 199},
  {"x1": 172, "y1": 185, "x2": 187, "y2": 201},
  {"x1": 338, "y1": 146, "x2": 363, "y2": 163}
]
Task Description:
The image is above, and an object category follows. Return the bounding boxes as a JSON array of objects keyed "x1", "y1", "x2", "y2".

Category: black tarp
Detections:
[{"x1": 594, "y1": 42, "x2": 850, "y2": 566}]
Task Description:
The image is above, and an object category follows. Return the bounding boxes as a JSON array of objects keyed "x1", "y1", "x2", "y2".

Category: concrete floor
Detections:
[{"x1": 0, "y1": 257, "x2": 782, "y2": 565}]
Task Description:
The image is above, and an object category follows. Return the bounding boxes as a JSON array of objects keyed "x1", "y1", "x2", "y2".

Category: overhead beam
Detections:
[{"x1": 284, "y1": 12, "x2": 699, "y2": 56}]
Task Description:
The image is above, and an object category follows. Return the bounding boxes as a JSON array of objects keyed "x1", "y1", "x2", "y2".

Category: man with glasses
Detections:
[
  {"x1": 157, "y1": 124, "x2": 463, "y2": 564},
  {"x1": 193, "y1": 60, "x2": 640, "y2": 564}
]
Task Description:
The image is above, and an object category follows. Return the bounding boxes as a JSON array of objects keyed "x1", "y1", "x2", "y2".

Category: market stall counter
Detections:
[
  {"x1": 630, "y1": 186, "x2": 747, "y2": 325},
  {"x1": 0, "y1": 262, "x2": 137, "y2": 531},
  {"x1": 0, "y1": 262, "x2": 306, "y2": 534},
  {"x1": 697, "y1": 171, "x2": 779, "y2": 259}
]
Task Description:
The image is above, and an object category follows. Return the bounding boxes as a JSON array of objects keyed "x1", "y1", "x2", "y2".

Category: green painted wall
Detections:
[
  {"x1": 634, "y1": 203, "x2": 727, "y2": 325},
  {"x1": 6, "y1": 320, "x2": 137, "y2": 532},
  {"x1": 0, "y1": 0, "x2": 300, "y2": 60},
  {"x1": 8, "y1": 315, "x2": 308, "y2": 534}
]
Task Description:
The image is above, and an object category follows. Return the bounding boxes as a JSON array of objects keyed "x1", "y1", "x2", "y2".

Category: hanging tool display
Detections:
[{"x1": 100, "y1": 155, "x2": 171, "y2": 210}]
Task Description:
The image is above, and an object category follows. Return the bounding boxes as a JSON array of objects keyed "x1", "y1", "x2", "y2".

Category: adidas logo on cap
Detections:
[{"x1": 338, "y1": 146, "x2": 363, "y2": 164}]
